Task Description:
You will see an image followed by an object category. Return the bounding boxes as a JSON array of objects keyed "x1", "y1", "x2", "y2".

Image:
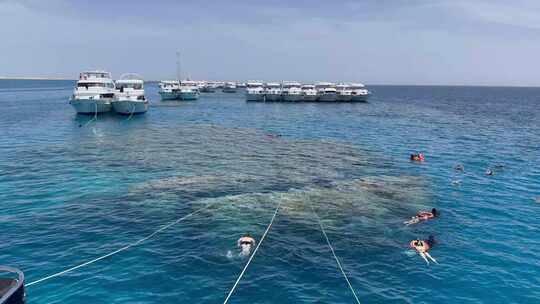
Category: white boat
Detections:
[
  {"x1": 223, "y1": 82, "x2": 237, "y2": 93},
  {"x1": 281, "y1": 81, "x2": 303, "y2": 102},
  {"x1": 158, "y1": 80, "x2": 180, "y2": 100},
  {"x1": 301, "y1": 84, "x2": 318, "y2": 102},
  {"x1": 178, "y1": 80, "x2": 200, "y2": 100},
  {"x1": 316, "y1": 82, "x2": 337, "y2": 102},
  {"x1": 336, "y1": 84, "x2": 352, "y2": 102},
  {"x1": 112, "y1": 74, "x2": 148, "y2": 115},
  {"x1": 245, "y1": 81, "x2": 265, "y2": 102},
  {"x1": 69, "y1": 71, "x2": 115, "y2": 114},
  {"x1": 264, "y1": 82, "x2": 282, "y2": 101},
  {"x1": 350, "y1": 83, "x2": 370, "y2": 102}
]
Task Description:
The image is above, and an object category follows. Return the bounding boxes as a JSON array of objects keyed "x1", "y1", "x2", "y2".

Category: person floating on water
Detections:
[
  {"x1": 410, "y1": 153, "x2": 425, "y2": 162},
  {"x1": 485, "y1": 169, "x2": 494, "y2": 176},
  {"x1": 237, "y1": 234, "x2": 256, "y2": 257},
  {"x1": 454, "y1": 164, "x2": 464, "y2": 172},
  {"x1": 410, "y1": 236, "x2": 438, "y2": 265},
  {"x1": 267, "y1": 133, "x2": 282, "y2": 139},
  {"x1": 404, "y1": 208, "x2": 438, "y2": 225}
]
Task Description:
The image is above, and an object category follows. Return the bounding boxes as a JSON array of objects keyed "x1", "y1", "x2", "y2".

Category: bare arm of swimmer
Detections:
[
  {"x1": 419, "y1": 252, "x2": 430, "y2": 265},
  {"x1": 404, "y1": 217, "x2": 419, "y2": 225},
  {"x1": 424, "y1": 252, "x2": 438, "y2": 264}
]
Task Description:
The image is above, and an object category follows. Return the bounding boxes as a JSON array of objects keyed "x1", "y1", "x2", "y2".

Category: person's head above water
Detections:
[{"x1": 432, "y1": 208, "x2": 438, "y2": 216}]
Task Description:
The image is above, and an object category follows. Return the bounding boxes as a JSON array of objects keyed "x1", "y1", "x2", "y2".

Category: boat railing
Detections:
[{"x1": 0, "y1": 266, "x2": 24, "y2": 304}]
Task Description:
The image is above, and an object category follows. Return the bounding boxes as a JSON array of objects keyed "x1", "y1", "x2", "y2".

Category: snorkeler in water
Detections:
[
  {"x1": 410, "y1": 153, "x2": 425, "y2": 162},
  {"x1": 410, "y1": 236, "x2": 437, "y2": 265},
  {"x1": 404, "y1": 208, "x2": 439, "y2": 225},
  {"x1": 486, "y1": 169, "x2": 494, "y2": 176},
  {"x1": 237, "y1": 235, "x2": 256, "y2": 257}
]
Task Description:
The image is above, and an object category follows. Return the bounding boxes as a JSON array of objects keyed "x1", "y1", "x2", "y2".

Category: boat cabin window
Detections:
[
  {"x1": 78, "y1": 82, "x2": 107, "y2": 88},
  {"x1": 117, "y1": 83, "x2": 142, "y2": 90}
]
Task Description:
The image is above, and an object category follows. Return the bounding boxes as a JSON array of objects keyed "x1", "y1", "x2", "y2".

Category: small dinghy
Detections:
[{"x1": 0, "y1": 266, "x2": 25, "y2": 304}]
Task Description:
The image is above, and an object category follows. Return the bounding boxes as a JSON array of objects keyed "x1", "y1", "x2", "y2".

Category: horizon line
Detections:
[{"x1": 1, "y1": 77, "x2": 539, "y2": 88}]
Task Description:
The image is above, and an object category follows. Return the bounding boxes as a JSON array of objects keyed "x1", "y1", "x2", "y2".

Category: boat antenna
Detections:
[{"x1": 176, "y1": 51, "x2": 181, "y2": 82}]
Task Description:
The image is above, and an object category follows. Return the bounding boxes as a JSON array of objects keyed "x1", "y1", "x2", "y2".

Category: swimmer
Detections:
[
  {"x1": 454, "y1": 164, "x2": 464, "y2": 172},
  {"x1": 404, "y1": 208, "x2": 438, "y2": 225},
  {"x1": 267, "y1": 133, "x2": 282, "y2": 139},
  {"x1": 237, "y1": 235, "x2": 256, "y2": 257},
  {"x1": 486, "y1": 169, "x2": 494, "y2": 176},
  {"x1": 410, "y1": 153, "x2": 425, "y2": 162},
  {"x1": 410, "y1": 236, "x2": 438, "y2": 265}
]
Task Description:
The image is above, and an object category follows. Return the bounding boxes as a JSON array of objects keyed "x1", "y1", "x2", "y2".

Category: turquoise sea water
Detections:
[{"x1": 0, "y1": 80, "x2": 539, "y2": 303}]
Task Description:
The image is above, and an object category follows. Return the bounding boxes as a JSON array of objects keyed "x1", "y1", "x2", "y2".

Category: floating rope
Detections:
[
  {"x1": 223, "y1": 200, "x2": 282, "y2": 304},
  {"x1": 27, "y1": 202, "x2": 217, "y2": 287},
  {"x1": 308, "y1": 201, "x2": 361, "y2": 304},
  {"x1": 126, "y1": 103, "x2": 136, "y2": 121},
  {"x1": 83, "y1": 102, "x2": 98, "y2": 127}
]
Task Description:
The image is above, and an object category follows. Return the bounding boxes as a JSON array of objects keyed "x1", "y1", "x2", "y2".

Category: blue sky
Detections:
[{"x1": 1, "y1": 0, "x2": 539, "y2": 85}]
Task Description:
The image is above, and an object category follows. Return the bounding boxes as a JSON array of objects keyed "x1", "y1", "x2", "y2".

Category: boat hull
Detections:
[
  {"x1": 179, "y1": 92, "x2": 199, "y2": 100},
  {"x1": 265, "y1": 93, "x2": 281, "y2": 102},
  {"x1": 302, "y1": 94, "x2": 318, "y2": 102},
  {"x1": 222, "y1": 88, "x2": 237, "y2": 93},
  {"x1": 337, "y1": 94, "x2": 352, "y2": 102},
  {"x1": 246, "y1": 93, "x2": 265, "y2": 102},
  {"x1": 318, "y1": 94, "x2": 337, "y2": 102},
  {"x1": 282, "y1": 94, "x2": 303, "y2": 102},
  {"x1": 70, "y1": 98, "x2": 112, "y2": 114},
  {"x1": 112, "y1": 100, "x2": 148, "y2": 115},
  {"x1": 351, "y1": 94, "x2": 369, "y2": 102},
  {"x1": 159, "y1": 91, "x2": 178, "y2": 100}
]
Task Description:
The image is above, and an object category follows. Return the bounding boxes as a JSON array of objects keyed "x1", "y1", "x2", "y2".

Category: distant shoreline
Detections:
[
  {"x1": 0, "y1": 77, "x2": 74, "y2": 81},
  {"x1": 0, "y1": 77, "x2": 538, "y2": 88}
]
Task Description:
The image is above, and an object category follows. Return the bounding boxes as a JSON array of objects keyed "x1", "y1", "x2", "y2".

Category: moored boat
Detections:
[
  {"x1": 336, "y1": 83, "x2": 352, "y2": 102},
  {"x1": 264, "y1": 82, "x2": 281, "y2": 101},
  {"x1": 158, "y1": 81, "x2": 180, "y2": 100},
  {"x1": 316, "y1": 82, "x2": 337, "y2": 102},
  {"x1": 69, "y1": 71, "x2": 115, "y2": 114},
  {"x1": 222, "y1": 82, "x2": 238, "y2": 93},
  {"x1": 350, "y1": 83, "x2": 370, "y2": 102},
  {"x1": 301, "y1": 84, "x2": 318, "y2": 101},
  {"x1": 281, "y1": 81, "x2": 303, "y2": 102},
  {"x1": 112, "y1": 74, "x2": 148, "y2": 115},
  {"x1": 245, "y1": 81, "x2": 265, "y2": 102},
  {"x1": 178, "y1": 80, "x2": 200, "y2": 100}
]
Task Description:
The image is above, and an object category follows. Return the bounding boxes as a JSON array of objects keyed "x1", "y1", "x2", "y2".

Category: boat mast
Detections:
[{"x1": 176, "y1": 51, "x2": 181, "y2": 82}]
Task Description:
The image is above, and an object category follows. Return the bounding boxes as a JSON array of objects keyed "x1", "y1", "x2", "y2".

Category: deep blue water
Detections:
[{"x1": 1, "y1": 80, "x2": 539, "y2": 303}]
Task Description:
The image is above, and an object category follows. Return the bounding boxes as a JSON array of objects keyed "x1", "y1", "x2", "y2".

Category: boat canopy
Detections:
[
  {"x1": 80, "y1": 71, "x2": 112, "y2": 80},
  {"x1": 116, "y1": 80, "x2": 143, "y2": 90}
]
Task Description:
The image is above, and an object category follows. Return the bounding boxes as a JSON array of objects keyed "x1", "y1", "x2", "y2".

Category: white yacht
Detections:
[
  {"x1": 69, "y1": 71, "x2": 115, "y2": 114},
  {"x1": 223, "y1": 82, "x2": 238, "y2": 93},
  {"x1": 350, "y1": 83, "x2": 370, "y2": 102},
  {"x1": 336, "y1": 83, "x2": 352, "y2": 102},
  {"x1": 245, "y1": 81, "x2": 265, "y2": 102},
  {"x1": 264, "y1": 82, "x2": 282, "y2": 101},
  {"x1": 316, "y1": 82, "x2": 337, "y2": 102},
  {"x1": 158, "y1": 81, "x2": 180, "y2": 100},
  {"x1": 112, "y1": 74, "x2": 148, "y2": 115},
  {"x1": 281, "y1": 81, "x2": 303, "y2": 102},
  {"x1": 178, "y1": 80, "x2": 200, "y2": 100},
  {"x1": 301, "y1": 84, "x2": 318, "y2": 102}
]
